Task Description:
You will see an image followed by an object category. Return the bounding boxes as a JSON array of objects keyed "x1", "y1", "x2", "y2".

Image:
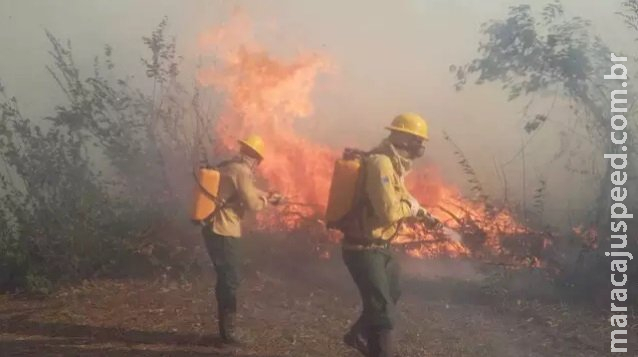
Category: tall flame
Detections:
[
  {"x1": 198, "y1": 11, "x2": 335, "y2": 212},
  {"x1": 197, "y1": 12, "x2": 532, "y2": 260}
]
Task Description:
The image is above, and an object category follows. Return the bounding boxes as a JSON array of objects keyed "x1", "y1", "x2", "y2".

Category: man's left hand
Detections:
[
  {"x1": 419, "y1": 210, "x2": 442, "y2": 230},
  {"x1": 268, "y1": 192, "x2": 285, "y2": 205}
]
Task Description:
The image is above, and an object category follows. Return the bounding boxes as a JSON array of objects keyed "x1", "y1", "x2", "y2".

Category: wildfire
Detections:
[
  {"x1": 197, "y1": 11, "x2": 335, "y2": 213},
  {"x1": 196, "y1": 11, "x2": 531, "y2": 260}
]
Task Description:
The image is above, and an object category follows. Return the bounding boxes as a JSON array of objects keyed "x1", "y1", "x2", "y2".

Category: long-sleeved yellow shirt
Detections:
[
  {"x1": 211, "y1": 159, "x2": 267, "y2": 238},
  {"x1": 359, "y1": 140, "x2": 415, "y2": 241}
]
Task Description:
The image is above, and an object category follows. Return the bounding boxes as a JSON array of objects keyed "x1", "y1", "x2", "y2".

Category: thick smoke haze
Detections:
[{"x1": 1, "y1": 0, "x2": 635, "y2": 228}]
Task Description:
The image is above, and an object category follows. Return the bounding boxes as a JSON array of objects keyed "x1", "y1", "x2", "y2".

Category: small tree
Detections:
[
  {"x1": 451, "y1": 0, "x2": 637, "y2": 226},
  {"x1": 451, "y1": 0, "x2": 638, "y2": 299},
  {"x1": 0, "y1": 19, "x2": 197, "y2": 292}
]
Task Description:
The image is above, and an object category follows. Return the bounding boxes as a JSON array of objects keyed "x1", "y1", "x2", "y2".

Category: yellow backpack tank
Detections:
[
  {"x1": 325, "y1": 149, "x2": 368, "y2": 229},
  {"x1": 191, "y1": 167, "x2": 221, "y2": 222}
]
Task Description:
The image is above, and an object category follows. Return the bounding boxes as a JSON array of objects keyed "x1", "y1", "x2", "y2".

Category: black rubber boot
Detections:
[
  {"x1": 343, "y1": 317, "x2": 368, "y2": 355},
  {"x1": 218, "y1": 311, "x2": 228, "y2": 341},
  {"x1": 367, "y1": 328, "x2": 394, "y2": 357},
  {"x1": 219, "y1": 312, "x2": 250, "y2": 346}
]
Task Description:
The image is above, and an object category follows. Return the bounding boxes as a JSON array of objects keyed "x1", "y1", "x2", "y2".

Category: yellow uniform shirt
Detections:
[
  {"x1": 360, "y1": 141, "x2": 414, "y2": 241},
  {"x1": 211, "y1": 160, "x2": 267, "y2": 238}
]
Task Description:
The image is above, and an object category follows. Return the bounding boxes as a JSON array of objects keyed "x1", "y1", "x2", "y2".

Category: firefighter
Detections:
[
  {"x1": 201, "y1": 134, "x2": 282, "y2": 346},
  {"x1": 341, "y1": 113, "x2": 440, "y2": 357}
]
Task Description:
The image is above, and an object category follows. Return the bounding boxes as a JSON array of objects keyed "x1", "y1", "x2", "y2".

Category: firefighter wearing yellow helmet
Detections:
[
  {"x1": 341, "y1": 113, "x2": 440, "y2": 357},
  {"x1": 201, "y1": 134, "x2": 281, "y2": 346}
]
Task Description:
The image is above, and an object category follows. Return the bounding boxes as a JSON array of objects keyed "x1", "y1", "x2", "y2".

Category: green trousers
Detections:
[
  {"x1": 342, "y1": 247, "x2": 401, "y2": 331},
  {"x1": 202, "y1": 227, "x2": 242, "y2": 314}
]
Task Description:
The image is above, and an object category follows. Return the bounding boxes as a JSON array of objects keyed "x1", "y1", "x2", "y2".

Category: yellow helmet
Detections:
[
  {"x1": 238, "y1": 134, "x2": 265, "y2": 159},
  {"x1": 386, "y1": 113, "x2": 429, "y2": 140}
]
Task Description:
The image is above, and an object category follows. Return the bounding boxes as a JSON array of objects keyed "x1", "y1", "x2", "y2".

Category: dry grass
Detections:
[{"x1": 0, "y1": 233, "x2": 632, "y2": 356}]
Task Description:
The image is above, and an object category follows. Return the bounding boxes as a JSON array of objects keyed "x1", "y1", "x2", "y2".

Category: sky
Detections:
[{"x1": 1, "y1": 0, "x2": 635, "y2": 227}]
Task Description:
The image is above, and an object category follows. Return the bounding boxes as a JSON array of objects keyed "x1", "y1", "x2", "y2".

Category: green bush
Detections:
[{"x1": 0, "y1": 19, "x2": 193, "y2": 292}]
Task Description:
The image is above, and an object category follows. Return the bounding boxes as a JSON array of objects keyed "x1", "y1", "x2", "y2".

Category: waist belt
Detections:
[{"x1": 342, "y1": 238, "x2": 390, "y2": 251}]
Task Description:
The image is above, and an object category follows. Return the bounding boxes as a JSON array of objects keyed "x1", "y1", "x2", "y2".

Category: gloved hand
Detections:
[
  {"x1": 425, "y1": 213, "x2": 443, "y2": 230},
  {"x1": 415, "y1": 207, "x2": 443, "y2": 229},
  {"x1": 268, "y1": 192, "x2": 284, "y2": 206},
  {"x1": 406, "y1": 195, "x2": 421, "y2": 217}
]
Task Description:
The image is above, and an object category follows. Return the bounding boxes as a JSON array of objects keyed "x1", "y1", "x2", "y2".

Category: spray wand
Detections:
[
  {"x1": 416, "y1": 209, "x2": 464, "y2": 244},
  {"x1": 265, "y1": 192, "x2": 323, "y2": 208},
  {"x1": 267, "y1": 194, "x2": 463, "y2": 244}
]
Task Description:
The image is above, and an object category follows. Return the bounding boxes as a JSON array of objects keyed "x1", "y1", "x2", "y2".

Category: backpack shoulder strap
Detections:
[
  {"x1": 342, "y1": 147, "x2": 370, "y2": 209},
  {"x1": 193, "y1": 159, "x2": 238, "y2": 224},
  {"x1": 336, "y1": 149, "x2": 374, "y2": 240}
]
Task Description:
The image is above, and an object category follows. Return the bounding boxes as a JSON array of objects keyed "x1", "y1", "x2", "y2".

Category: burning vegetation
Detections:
[
  {"x1": 194, "y1": 12, "x2": 553, "y2": 266},
  {"x1": 1, "y1": 2, "x2": 637, "y2": 356},
  {"x1": 1, "y1": 4, "x2": 627, "y2": 298}
]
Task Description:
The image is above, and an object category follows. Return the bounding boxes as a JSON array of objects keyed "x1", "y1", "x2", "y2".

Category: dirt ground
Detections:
[{"x1": 0, "y1": 233, "x2": 635, "y2": 357}]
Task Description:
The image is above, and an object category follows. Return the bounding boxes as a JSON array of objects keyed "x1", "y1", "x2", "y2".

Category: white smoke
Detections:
[{"x1": 442, "y1": 226, "x2": 463, "y2": 244}]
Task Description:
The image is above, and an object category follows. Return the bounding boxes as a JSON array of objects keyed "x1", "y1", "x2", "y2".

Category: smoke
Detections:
[
  {"x1": 442, "y1": 227, "x2": 463, "y2": 244},
  {"x1": 1, "y1": 0, "x2": 633, "y2": 229},
  {"x1": 401, "y1": 257, "x2": 486, "y2": 282}
]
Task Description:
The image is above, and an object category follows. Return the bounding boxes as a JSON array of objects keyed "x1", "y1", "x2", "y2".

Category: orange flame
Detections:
[
  {"x1": 197, "y1": 12, "x2": 532, "y2": 260},
  {"x1": 198, "y1": 12, "x2": 335, "y2": 212}
]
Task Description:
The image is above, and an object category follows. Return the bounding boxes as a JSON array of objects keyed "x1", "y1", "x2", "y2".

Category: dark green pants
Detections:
[
  {"x1": 342, "y1": 247, "x2": 401, "y2": 331},
  {"x1": 202, "y1": 228, "x2": 242, "y2": 314}
]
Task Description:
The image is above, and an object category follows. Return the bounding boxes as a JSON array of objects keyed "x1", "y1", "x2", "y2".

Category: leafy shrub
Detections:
[{"x1": 0, "y1": 19, "x2": 194, "y2": 292}]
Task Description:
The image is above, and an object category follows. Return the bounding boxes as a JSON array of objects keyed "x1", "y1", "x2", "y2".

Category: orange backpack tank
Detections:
[
  {"x1": 191, "y1": 167, "x2": 221, "y2": 222},
  {"x1": 325, "y1": 149, "x2": 368, "y2": 230}
]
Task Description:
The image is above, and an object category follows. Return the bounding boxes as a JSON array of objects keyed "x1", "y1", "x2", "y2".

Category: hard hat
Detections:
[
  {"x1": 386, "y1": 113, "x2": 429, "y2": 140},
  {"x1": 238, "y1": 134, "x2": 265, "y2": 159}
]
